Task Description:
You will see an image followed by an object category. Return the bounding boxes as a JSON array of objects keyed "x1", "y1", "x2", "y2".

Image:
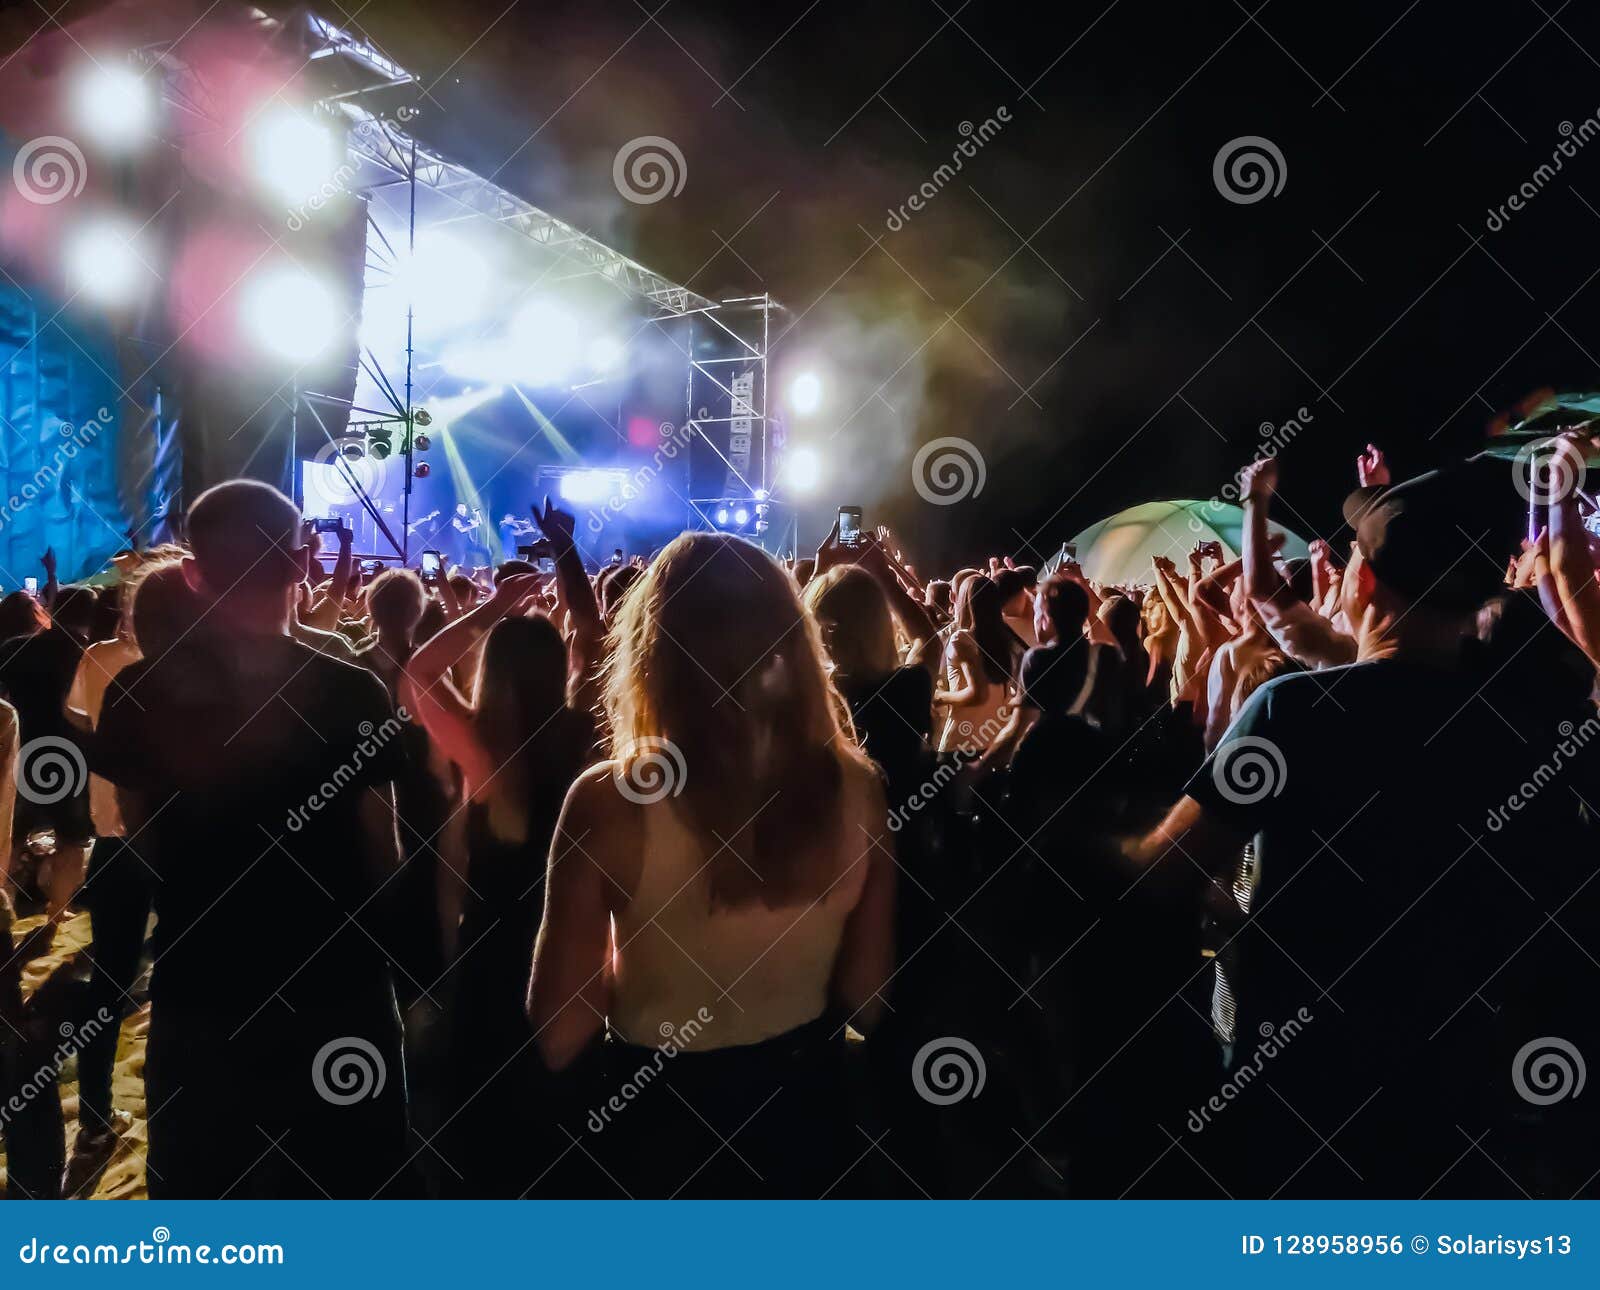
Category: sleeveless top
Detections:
[
  {"x1": 937, "y1": 630, "x2": 1014, "y2": 753},
  {"x1": 609, "y1": 798, "x2": 868, "y2": 1051}
]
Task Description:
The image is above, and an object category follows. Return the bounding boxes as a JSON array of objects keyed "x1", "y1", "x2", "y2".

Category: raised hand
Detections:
[
  {"x1": 1356, "y1": 443, "x2": 1390, "y2": 488},
  {"x1": 532, "y1": 496, "x2": 577, "y2": 552},
  {"x1": 1240, "y1": 457, "x2": 1278, "y2": 501}
]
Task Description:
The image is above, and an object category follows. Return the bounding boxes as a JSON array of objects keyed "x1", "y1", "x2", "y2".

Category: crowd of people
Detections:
[{"x1": 1, "y1": 435, "x2": 1597, "y2": 1200}]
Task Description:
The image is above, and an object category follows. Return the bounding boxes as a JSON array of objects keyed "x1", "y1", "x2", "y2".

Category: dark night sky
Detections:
[{"x1": 15, "y1": 0, "x2": 1600, "y2": 566}]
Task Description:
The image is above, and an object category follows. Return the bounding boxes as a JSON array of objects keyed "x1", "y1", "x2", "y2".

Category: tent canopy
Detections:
[{"x1": 1051, "y1": 499, "x2": 1311, "y2": 587}]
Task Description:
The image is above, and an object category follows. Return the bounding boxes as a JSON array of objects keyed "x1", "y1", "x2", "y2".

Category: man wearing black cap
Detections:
[{"x1": 1126, "y1": 463, "x2": 1598, "y2": 1197}]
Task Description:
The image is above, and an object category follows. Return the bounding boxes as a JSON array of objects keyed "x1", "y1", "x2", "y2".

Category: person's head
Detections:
[
  {"x1": 956, "y1": 574, "x2": 1017, "y2": 685},
  {"x1": 92, "y1": 584, "x2": 124, "y2": 643},
  {"x1": 495, "y1": 559, "x2": 536, "y2": 584},
  {"x1": 606, "y1": 532, "x2": 865, "y2": 907},
  {"x1": 128, "y1": 560, "x2": 202, "y2": 657},
  {"x1": 1034, "y1": 573, "x2": 1089, "y2": 645},
  {"x1": 1141, "y1": 589, "x2": 1172, "y2": 639},
  {"x1": 52, "y1": 585, "x2": 98, "y2": 643},
  {"x1": 0, "y1": 589, "x2": 48, "y2": 639},
  {"x1": 367, "y1": 569, "x2": 425, "y2": 644},
  {"x1": 1347, "y1": 484, "x2": 1487, "y2": 641},
  {"x1": 1099, "y1": 593, "x2": 1143, "y2": 657},
  {"x1": 992, "y1": 568, "x2": 1030, "y2": 618},
  {"x1": 415, "y1": 597, "x2": 446, "y2": 644},
  {"x1": 474, "y1": 611, "x2": 568, "y2": 768},
  {"x1": 1230, "y1": 650, "x2": 1291, "y2": 722},
  {"x1": 600, "y1": 563, "x2": 642, "y2": 623},
  {"x1": 803, "y1": 565, "x2": 899, "y2": 683},
  {"x1": 924, "y1": 579, "x2": 953, "y2": 617},
  {"x1": 455, "y1": 502, "x2": 468, "y2": 516},
  {"x1": 1282, "y1": 556, "x2": 1315, "y2": 605},
  {"x1": 185, "y1": 479, "x2": 306, "y2": 629},
  {"x1": 791, "y1": 557, "x2": 816, "y2": 589}
]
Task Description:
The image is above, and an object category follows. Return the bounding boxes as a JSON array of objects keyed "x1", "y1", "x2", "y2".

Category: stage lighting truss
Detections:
[{"x1": 127, "y1": 8, "x2": 783, "y2": 557}]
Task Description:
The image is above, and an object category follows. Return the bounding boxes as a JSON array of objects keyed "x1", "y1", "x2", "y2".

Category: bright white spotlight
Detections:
[
  {"x1": 715, "y1": 507, "x2": 730, "y2": 526},
  {"x1": 783, "y1": 446, "x2": 822, "y2": 493},
  {"x1": 587, "y1": 335, "x2": 624, "y2": 371},
  {"x1": 65, "y1": 219, "x2": 144, "y2": 306},
  {"x1": 398, "y1": 233, "x2": 487, "y2": 331},
  {"x1": 251, "y1": 106, "x2": 341, "y2": 206},
  {"x1": 242, "y1": 267, "x2": 338, "y2": 363},
  {"x1": 510, "y1": 300, "x2": 580, "y2": 385},
  {"x1": 790, "y1": 371, "x2": 823, "y2": 415},
  {"x1": 559, "y1": 469, "x2": 625, "y2": 505},
  {"x1": 73, "y1": 64, "x2": 152, "y2": 150},
  {"x1": 734, "y1": 507, "x2": 749, "y2": 525}
]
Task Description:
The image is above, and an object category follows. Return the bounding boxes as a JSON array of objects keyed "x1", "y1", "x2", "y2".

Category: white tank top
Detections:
[{"x1": 609, "y1": 798, "x2": 868, "y2": 1050}]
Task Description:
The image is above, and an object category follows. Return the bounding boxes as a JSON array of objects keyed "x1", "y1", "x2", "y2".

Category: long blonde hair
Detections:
[
  {"x1": 605, "y1": 532, "x2": 870, "y2": 908},
  {"x1": 802, "y1": 565, "x2": 900, "y2": 682}
]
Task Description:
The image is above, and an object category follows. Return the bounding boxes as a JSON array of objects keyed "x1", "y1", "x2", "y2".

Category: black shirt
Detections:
[{"x1": 94, "y1": 633, "x2": 405, "y2": 1023}]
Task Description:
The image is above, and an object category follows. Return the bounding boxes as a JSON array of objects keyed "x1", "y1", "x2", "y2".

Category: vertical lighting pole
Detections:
[{"x1": 402, "y1": 133, "x2": 416, "y2": 565}]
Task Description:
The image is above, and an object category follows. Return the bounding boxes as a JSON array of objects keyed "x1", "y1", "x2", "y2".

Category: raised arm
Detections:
[
  {"x1": 534, "y1": 497, "x2": 603, "y2": 707},
  {"x1": 1546, "y1": 436, "x2": 1600, "y2": 661}
]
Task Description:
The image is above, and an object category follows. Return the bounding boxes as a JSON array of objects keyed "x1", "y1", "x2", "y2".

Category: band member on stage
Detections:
[
  {"x1": 500, "y1": 513, "x2": 537, "y2": 547},
  {"x1": 451, "y1": 502, "x2": 491, "y2": 568}
]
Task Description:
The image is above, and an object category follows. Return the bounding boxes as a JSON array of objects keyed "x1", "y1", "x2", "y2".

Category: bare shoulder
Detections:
[{"x1": 556, "y1": 760, "x2": 645, "y2": 902}]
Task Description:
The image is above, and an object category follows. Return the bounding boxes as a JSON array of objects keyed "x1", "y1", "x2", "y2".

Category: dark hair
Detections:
[
  {"x1": 415, "y1": 598, "x2": 446, "y2": 644},
  {"x1": 792, "y1": 557, "x2": 816, "y2": 589},
  {"x1": 187, "y1": 479, "x2": 302, "y2": 595},
  {"x1": 601, "y1": 564, "x2": 642, "y2": 620},
  {"x1": 0, "y1": 590, "x2": 49, "y2": 639},
  {"x1": 368, "y1": 569, "x2": 425, "y2": 640},
  {"x1": 52, "y1": 585, "x2": 99, "y2": 642},
  {"x1": 1282, "y1": 557, "x2": 1315, "y2": 605},
  {"x1": 992, "y1": 568, "x2": 1029, "y2": 604},
  {"x1": 496, "y1": 559, "x2": 536, "y2": 583},
  {"x1": 476, "y1": 613, "x2": 569, "y2": 788},
  {"x1": 1475, "y1": 589, "x2": 1593, "y2": 713},
  {"x1": 925, "y1": 580, "x2": 953, "y2": 616},
  {"x1": 1038, "y1": 574, "x2": 1089, "y2": 641},
  {"x1": 959, "y1": 575, "x2": 1021, "y2": 686}
]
